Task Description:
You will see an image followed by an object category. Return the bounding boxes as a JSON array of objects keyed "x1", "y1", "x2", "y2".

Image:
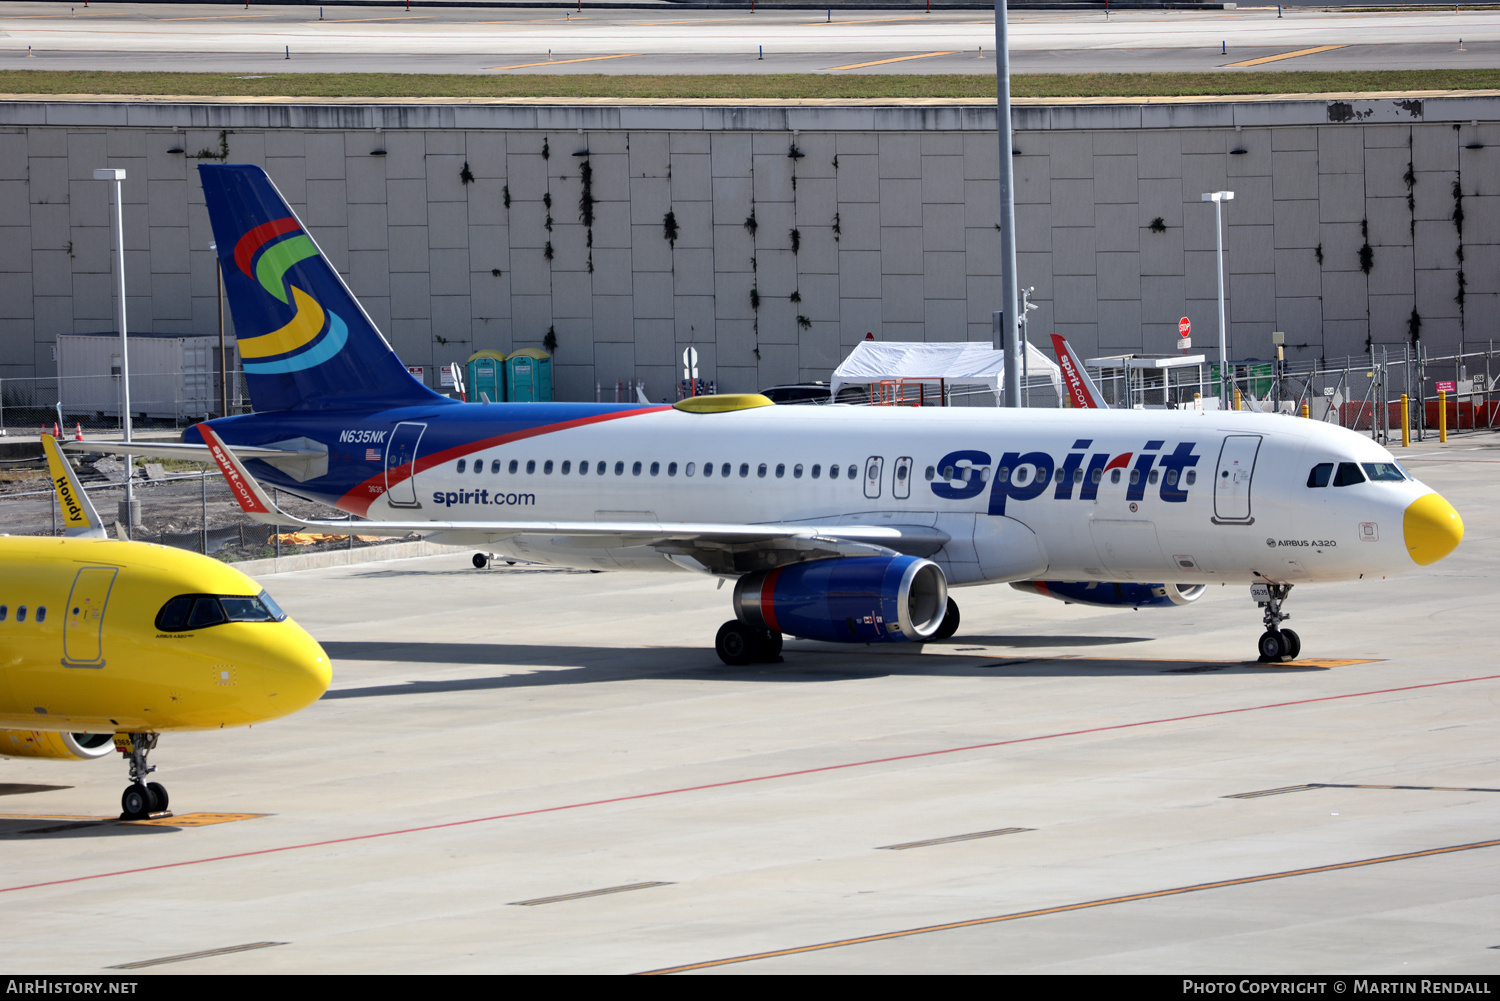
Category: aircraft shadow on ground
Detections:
[
  {"x1": 318, "y1": 639, "x2": 1316, "y2": 698},
  {"x1": 0, "y1": 783, "x2": 71, "y2": 797},
  {"x1": 0, "y1": 818, "x2": 178, "y2": 840}
]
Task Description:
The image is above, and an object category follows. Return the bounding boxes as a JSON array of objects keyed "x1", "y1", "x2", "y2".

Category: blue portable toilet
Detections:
[
  {"x1": 506, "y1": 348, "x2": 553, "y2": 402},
  {"x1": 466, "y1": 350, "x2": 506, "y2": 403}
]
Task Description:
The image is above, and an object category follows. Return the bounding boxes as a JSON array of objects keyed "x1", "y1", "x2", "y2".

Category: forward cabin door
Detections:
[
  {"x1": 1213, "y1": 434, "x2": 1262, "y2": 524},
  {"x1": 384, "y1": 422, "x2": 427, "y2": 508},
  {"x1": 63, "y1": 566, "x2": 117, "y2": 666}
]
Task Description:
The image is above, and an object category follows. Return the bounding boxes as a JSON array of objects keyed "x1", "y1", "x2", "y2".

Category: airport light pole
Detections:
[
  {"x1": 1201, "y1": 190, "x2": 1234, "y2": 410},
  {"x1": 94, "y1": 167, "x2": 137, "y2": 529},
  {"x1": 994, "y1": 0, "x2": 1021, "y2": 408}
]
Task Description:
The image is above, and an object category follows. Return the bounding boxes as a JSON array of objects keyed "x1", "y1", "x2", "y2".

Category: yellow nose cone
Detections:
[
  {"x1": 263, "y1": 625, "x2": 332, "y2": 717},
  {"x1": 1404, "y1": 492, "x2": 1464, "y2": 566}
]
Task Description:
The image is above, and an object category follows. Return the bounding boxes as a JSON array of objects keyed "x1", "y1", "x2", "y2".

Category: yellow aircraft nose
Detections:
[
  {"x1": 263, "y1": 623, "x2": 332, "y2": 716},
  {"x1": 1404, "y1": 492, "x2": 1464, "y2": 566}
]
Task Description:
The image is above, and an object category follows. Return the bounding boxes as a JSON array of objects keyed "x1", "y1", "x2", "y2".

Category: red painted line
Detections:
[
  {"x1": 339, "y1": 406, "x2": 672, "y2": 516},
  {"x1": 7, "y1": 672, "x2": 1498, "y2": 896}
]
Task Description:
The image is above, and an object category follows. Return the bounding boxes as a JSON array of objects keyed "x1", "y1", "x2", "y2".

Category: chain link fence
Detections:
[{"x1": 0, "y1": 370, "x2": 252, "y2": 436}]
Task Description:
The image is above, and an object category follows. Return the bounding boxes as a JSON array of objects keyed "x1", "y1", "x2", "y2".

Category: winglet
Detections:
[
  {"x1": 196, "y1": 422, "x2": 280, "y2": 522},
  {"x1": 1051, "y1": 334, "x2": 1110, "y2": 410},
  {"x1": 41, "y1": 434, "x2": 107, "y2": 538}
]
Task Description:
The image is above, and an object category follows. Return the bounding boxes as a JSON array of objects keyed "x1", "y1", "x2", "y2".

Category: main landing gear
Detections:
[
  {"x1": 117, "y1": 733, "x2": 170, "y2": 821},
  {"x1": 1254, "y1": 583, "x2": 1301, "y2": 663},
  {"x1": 715, "y1": 621, "x2": 784, "y2": 666}
]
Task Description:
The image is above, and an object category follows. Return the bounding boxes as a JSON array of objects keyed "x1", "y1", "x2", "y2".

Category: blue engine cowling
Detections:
[
  {"x1": 734, "y1": 555, "x2": 948, "y2": 643},
  {"x1": 1009, "y1": 580, "x2": 1206, "y2": 608}
]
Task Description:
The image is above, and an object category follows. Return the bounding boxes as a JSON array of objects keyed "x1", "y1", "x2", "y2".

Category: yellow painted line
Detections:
[
  {"x1": 640, "y1": 837, "x2": 1500, "y2": 974},
  {"x1": 1225, "y1": 44, "x2": 1347, "y2": 67},
  {"x1": 487, "y1": 53, "x2": 638, "y2": 71},
  {"x1": 825, "y1": 51, "x2": 959, "y2": 72},
  {"x1": 312, "y1": 16, "x2": 433, "y2": 23},
  {"x1": 152, "y1": 13, "x2": 284, "y2": 21},
  {"x1": 126, "y1": 813, "x2": 266, "y2": 827},
  {"x1": 811, "y1": 16, "x2": 928, "y2": 25}
]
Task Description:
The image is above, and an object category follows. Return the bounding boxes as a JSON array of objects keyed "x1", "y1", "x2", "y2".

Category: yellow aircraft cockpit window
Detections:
[{"x1": 155, "y1": 591, "x2": 288, "y2": 632}]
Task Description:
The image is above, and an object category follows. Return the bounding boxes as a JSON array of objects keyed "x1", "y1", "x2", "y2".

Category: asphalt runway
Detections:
[
  {"x1": 0, "y1": 2, "x2": 1493, "y2": 74},
  {"x1": 3, "y1": 434, "x2": 1498, "y2": 973}
]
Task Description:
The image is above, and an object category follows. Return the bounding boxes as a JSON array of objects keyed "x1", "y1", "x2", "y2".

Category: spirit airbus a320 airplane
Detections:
[{"x1": 83, "y1": 164, "x2": 1463, "y2": 666}]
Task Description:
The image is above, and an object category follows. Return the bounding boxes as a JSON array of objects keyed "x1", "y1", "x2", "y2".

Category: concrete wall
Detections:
[{"x1": 0, "y1": 94, "x2": 1496, "y2": 400}]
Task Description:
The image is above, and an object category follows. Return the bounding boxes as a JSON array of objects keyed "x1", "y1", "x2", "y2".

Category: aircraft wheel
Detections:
[
  {"x1": 757, "y1": 629, "x2": 784, "y2": 663},
  {"x1": 1257, "y1": 630, "x2": 1285, "y2": 663},
  {"x1": 930, "y1": 599, "x2": 961, "y2": 642},
  {"x1": 1279, "y1": 628, "x2": 1301, "y2": 661},
  {"x1": 472, "y1": 553, "x2": 488, "y2": 569},
  {"x1": 120, "y1": 784, "x2": 152, "y2": 820},
  {"x1": 147, "y1": 782, "x2": 169, "y2": 813},
  {"x1": 715, "y1": 621, "x2": 762, "y2": 667}
]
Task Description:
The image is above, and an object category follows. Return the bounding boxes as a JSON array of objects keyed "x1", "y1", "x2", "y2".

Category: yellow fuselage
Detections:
[{"x1": 0, "y1": 537, "x2": 329, "y2": 736}]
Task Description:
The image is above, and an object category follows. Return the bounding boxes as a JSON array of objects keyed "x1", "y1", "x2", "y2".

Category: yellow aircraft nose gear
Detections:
[{"x1": 1403, "y1": 492, "x2": 1464, "y2": 566}]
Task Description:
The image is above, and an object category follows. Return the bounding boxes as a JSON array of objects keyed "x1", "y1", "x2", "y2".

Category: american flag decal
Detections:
[{"x1": 366, "y1": 448, "x2": 382, "y2": 462}]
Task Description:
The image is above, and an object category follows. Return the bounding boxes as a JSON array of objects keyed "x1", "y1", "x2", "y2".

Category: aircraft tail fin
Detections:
[
  {"x1": 41, "y1": 434, "x2": 107, "y2": 538},
  {"x1": 197, "y1": 164, "x2": 449, "y2": 413},
  {"x1": 1050, "y1": 334, "x2": 1109, "y2": 409}
]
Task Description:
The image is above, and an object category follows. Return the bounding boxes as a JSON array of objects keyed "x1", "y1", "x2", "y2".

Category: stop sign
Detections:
[{"x1": 1178, "y1": 317, "x2": 1191, "y2": 338}]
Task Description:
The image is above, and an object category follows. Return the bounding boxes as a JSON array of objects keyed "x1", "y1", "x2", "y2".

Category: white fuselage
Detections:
[{"x1": 365, "y1": 404, "x2": 1433, "y2": 587}]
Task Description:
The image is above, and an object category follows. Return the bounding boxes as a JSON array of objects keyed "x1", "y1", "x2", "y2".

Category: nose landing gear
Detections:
[
  {"x1": 1253, "y1": 583, "x2": 1300, "y2": 662},
  {"x1": 116, "y1": 733, "x2": 170, "y2": 821}
]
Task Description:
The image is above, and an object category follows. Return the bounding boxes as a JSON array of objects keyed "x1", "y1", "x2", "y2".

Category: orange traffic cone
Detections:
[
  {"x1": 52, "y1": 422, "x2": 60, "y2": 438},
  {"x1": 74, "y1": 423, "x2": 83, "y2": 440}
]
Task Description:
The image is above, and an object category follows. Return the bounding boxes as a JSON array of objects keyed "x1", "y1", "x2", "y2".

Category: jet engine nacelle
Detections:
[
  {"x1": 734, "y1": 555, "x2": 949, "y2": 643},
  {"x1": 0, "y1": 730, "x2": 114, "y2": 761},
  {"x1": 1010, "y1": 580, "x2": 1206, "y2": 609}
]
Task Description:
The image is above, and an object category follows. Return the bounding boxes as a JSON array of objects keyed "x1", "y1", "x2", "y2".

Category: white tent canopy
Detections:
[{"x1": 829, "y1": 340, "x2": 1062, "y2": 404}]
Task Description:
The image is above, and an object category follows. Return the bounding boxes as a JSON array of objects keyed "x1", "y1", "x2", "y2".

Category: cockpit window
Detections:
[
  {"x1": 157, "y1": 591, "x2": 288, "y2": 632},
  {"x1": 1333, "y1": 462, "x2": 1367, "y2": 487},
  {"x1": 1361, "y1": 462, "x2": 1407, "y2": 482},
  {"x1": 1307, "y1": 463, "x2": 1333, "y2": 488}
]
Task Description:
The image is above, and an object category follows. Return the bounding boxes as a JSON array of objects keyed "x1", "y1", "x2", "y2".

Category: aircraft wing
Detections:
[
  {"x1": 196, "y1": 423, "x2": 948, "y2": 572},
  {"x1": 41, "y1": 434, "x2": 107, "y2": 538},
  {"x1": 64, "y1": 437, "x2": 328, "y2": 481}
]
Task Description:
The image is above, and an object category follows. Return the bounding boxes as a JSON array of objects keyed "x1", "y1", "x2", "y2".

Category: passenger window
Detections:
[
  {"x1": 1307, "y1": 463, "x2": 1333, "y2": 488},
  {"x1": 526, "y1": 460, "x2": 536, "y2": 474},
  {"x1": 775, "y1": 464, "x2": 784, "y2": 478},
  {"x1": 457, "y1": 459, "x2": 467, "y2": 473},
  {"x1": 925, "y1": 466, "x2": 934, "y2": 480},
  {"x1": 16, "y1": 606, "x2": 25, "y2": 623},
  {"x1": 543, "y1": 460, "x2": 554, "y2": 475},
  {"x1": 561, "y1": 460, "x2": 572, "y2": 474},
  {"x1": 0, "y1": 605, "x2": 6, "y2": 621},
  {"x1": 997, "y1": 466, "x2": 1010, "y2": 483},
  {"x1": 721, "y1": 463, "x2": 731, "y2": 478},
  {"x1": 615, "y1": 461, "x2": 625, "y2": 476},
  {"x1": 847, "y1": 465, "x2": 857, "y2": 480},
  {"x1": 1333, "y1": 462, "x2": 1366, "y2": 487},
  {"x1": 740, "y1": 463, "x2": 750, "y2": 478},
  {"x1": 36, "y1": 607, "x2": 46, "y2": 623},
  {"x1": 794, "y1": 464, "x2": 804, "y2": 479},
  {"x1": 703, "y1": 463, "x2": 713, "y2": 478},
  {"x1": 1074, "y1": 469, "x2": 1083, "y2": 483},
  {"x1": 830, "y1": 465, "x2": 840, "y2": 480},
  {"x1": 509, "y1": 459, "x2": 519, "y2": 474},
  {"x1": 1091, "y1": 469, "x2": 1103, "y2": 484},
  {"x1": 579, "y1": 460, "x2": 589, "y2": 475},
  {"x1": 492, "y1": 460, "x2": 501, "y2": 474},
  {"x1": 668, "y1": 462, "x2": 678, "y2": 476},
  {"x1": 632, "y1": 461, "x2": 642, "y2": 476},
  {"x1": 685, "y1": 462, "x2": 695, "y2": 477},
  {"x1": 1129, "y1": 469, "x2": 1140, "y2": 485},
  {"x1": 596, "y1": 461, "x2": 605, "y2": 475},
  {"x1": 1186, "y1": 470, "x2": 1197, "y2": 485},
  {"x1": 812, "y1": 464, "x2": 821, "y2": 479},
  {"x1": 1166, "y1": 469, "x2": 1178, "y2": 485},
  {"x1": 651, "y1": 462, "x2": 660, "y2": 476},
  {"x1": 1149, "y1": 469, "x2": 1159, "y2": 485},
  {"x1": 1110, "y1": 469, "x2": 1121, "y2": 484}
]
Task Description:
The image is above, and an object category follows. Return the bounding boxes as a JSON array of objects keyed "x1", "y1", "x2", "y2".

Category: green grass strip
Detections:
[{"x1": 1, "y1": 69, "x2": 1498, "y2": 100}]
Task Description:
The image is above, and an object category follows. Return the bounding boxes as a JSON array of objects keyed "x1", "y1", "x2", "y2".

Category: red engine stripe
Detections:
[{"x1": 760, "y1": 567, "x2": 783, "y2": 633}]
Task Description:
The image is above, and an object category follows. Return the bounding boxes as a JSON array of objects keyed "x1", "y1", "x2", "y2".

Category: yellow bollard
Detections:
[
  {"x1": 1233, "y1": 387, "x2": 1242, "y2": 411},
  {"x1": 1439, "y1": 389, "x2": 1448, "y2": 442},
  {"x1": 1301, "y1": 400, "x2": 1310, "y2": 419},
  {"x1": 1401, "y1": 394, "x2": 1410, "y2": 447}
]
